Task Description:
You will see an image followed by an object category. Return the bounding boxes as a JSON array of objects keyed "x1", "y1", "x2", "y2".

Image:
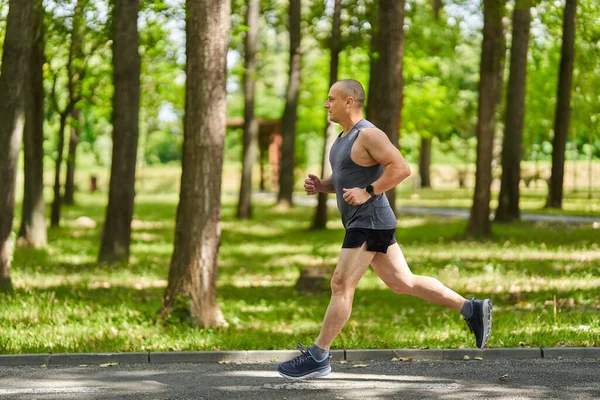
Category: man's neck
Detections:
[{"x1": 340, "y1": 114, "x2": 364, "y2": 136}]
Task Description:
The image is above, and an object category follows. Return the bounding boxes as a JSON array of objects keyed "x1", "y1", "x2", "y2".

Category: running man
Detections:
[{"x1": 277, "y1": 79, "x2": 492, "y2": 380}]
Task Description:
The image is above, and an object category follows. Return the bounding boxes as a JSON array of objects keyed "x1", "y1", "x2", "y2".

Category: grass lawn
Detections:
[{"x1": 1, "y1": 165, "x2": 599, "y2": 354}]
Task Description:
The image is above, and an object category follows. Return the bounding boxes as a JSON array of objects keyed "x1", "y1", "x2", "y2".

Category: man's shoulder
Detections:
[{"x1": 357, "y1": 127, "x2": 386, "y2": 140}]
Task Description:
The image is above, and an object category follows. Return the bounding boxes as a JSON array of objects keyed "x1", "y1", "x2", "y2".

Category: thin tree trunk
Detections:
[
  {"x1": 571, "y1": 137, "x2": 577, "y2": 193},
  {"x1": 432, "y1": 0, "x2": 443, "y2": 18},
  {"x1": 466, "y1": 0, "x2": 506, "y2": 237},
  {"x1": 277, "y1": 0, "x2": 301, "y2": 208},
  {"x1": 312, "y1": 0, "x2": 342, "y2": 230},
  {"x1": 366, "y1": 1, "x2": 380, "y2": 122},
  {"x1": 418, "y1": 0, "x2": 444, "y2": 190},
  {"x1": 0, "y1": 0, "x2": 33, "y2": 291},
  {"x1": 161, "y1": 0, "x2": 230, "y2": 328},
  {"x1": 98, "y1": 0, "x2": 141, "y2": 263},
  {"x1": 237, "y1": 0, "x2": 260, "y2": 219},
  {"x1": 588, "y1": 131, "x2": 593, "y2": 200},
  {"x1": 546, "y1": 0, "x2": 577, "y2": 208},
  {"x1": 63, "y1": 3, "x2": 84, "y2": 206},
  {"x1": 19, "y1": 0, "x2": 47, "y2": 248},
  {"x1": 495, "y1": 0, "x2": 531, "y2": 223},
  {"x1": 419, "y1": 137, "x2": 432, "y2": 188},
  {"x1": 64, "y1": 109, "x2": 81, "y2": 205},
  {"x1": 367, "y1": 0, "x2": 405, "y2": 214},
  {"x1": 50, "y1": 0, "x2": 84, "y2": 227},
  {"x1": 51, "y1": 113, "x2": 69, "y2": 227}
]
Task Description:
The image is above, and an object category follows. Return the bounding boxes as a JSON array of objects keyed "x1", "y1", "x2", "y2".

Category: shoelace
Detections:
[{"x1": 290, "y1": 343, "x2": 311, "y2": 367}]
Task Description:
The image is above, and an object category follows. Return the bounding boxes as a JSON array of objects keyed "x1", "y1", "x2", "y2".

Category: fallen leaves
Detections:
[{"x1": 99, "y1": 362, "x2": 118, "y2": 368}]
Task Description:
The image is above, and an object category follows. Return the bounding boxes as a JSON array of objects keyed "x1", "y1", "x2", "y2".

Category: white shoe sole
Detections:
[
  {"x1": 278, "y1": 365, "x2": 331, "y2": 381},
  {"x1": 481, "y1": 299, "x2": 493, "y2": 349}
]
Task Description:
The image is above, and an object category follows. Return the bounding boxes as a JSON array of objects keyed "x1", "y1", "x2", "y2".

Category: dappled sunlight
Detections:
[
  {"x1": 397, "y1": 218, "x2": 428, "y2": 228},
  {"x1": 221, "y1": 221, "x2": 286, "y2": 237},
  {"x1": 406, "y1": 248, "x2": 600, "y2": 262}
]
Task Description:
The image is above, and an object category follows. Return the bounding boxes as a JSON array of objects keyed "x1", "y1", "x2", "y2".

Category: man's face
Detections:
[{"x1": 324, "y1": 84, "x2": 347, "y2": 123}]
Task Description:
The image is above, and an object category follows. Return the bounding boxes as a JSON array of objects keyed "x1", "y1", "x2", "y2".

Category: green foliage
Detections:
[{"x1": 144, "y1": 130, "x2": 182, "y2": 164}]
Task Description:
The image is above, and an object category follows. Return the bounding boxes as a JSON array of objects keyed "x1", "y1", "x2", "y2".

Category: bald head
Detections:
[{"x1": 334, "y1": 79, "x2": 366, "y2": 109}]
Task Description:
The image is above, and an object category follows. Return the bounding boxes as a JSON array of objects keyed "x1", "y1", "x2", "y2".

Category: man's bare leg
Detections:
[
  {"x1": 313, "y1": 243, "x2": 376, "y2": 350},
  {"x1": 370, "y1": 243, "x2": 466, "y2": 311},
  {"x1": 371, "y1": 242, "x2": 493, "y2": 349}
]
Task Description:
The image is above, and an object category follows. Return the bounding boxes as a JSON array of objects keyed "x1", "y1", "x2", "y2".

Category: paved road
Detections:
[
  {"x1": 1, "y1": 358, "x2": 598, "y2": 399},
  {"x1": 251, "y1": 192, "x2": 600, "y2": 225}
]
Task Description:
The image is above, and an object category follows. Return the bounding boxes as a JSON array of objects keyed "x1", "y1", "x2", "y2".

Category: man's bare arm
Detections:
[
  {"x1": 361, "y1": 128, "x2": 411, "y2": 194},
  {"x1": 318, "y1": 175, "x2": 336, "y2": 194}
]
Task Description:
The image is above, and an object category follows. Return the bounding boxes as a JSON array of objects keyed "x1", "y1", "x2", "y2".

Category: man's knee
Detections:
[
  {"x1": 389, "y1": 273, "x2": 415, "y2": 295},
  {"x1": 330, "y1": 272, "x2": 355, "y2": 295}
]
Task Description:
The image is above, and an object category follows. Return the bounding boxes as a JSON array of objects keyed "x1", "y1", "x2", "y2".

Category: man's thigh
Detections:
[{"x1": 332, "y1": 242, "x2": 376, "y2": 287}]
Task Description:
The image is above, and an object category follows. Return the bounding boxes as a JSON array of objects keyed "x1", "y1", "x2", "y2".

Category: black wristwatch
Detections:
[{"x1": 365, "y1": 184, "x2": 376, "y2": 198}]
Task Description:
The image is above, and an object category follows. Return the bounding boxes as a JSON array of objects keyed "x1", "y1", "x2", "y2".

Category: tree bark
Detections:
[
  {"x1": 50, "y1": 0, "x2": 84, "y2": 227},
  {"x1": 418, "y1": 0, "x2": 444, "y2": 190},
  {"x1": 546, "y1": 0, "x2": 577, "y2": 209},
  {"x1": 312, "y1": 0, "x2": 342, "y2": 230},
  {"x1": 64, "y1": 4, "x2": 85, "y2": 207},
  {"x1": 366, "y1": 0, "x2": 405, "y2": 214},
  {"x1": 496, "y1": 0, "x2": 531, "y2": 222},
  {"x1": 237, "y1": 0, "x2": 260, "y2": 219},
  {"x1": 366, "y1": 1, "x2": 380, "y2": 122},
  {"x1": 98, "y1": 0, "x2": 141, "y2": 263},
  {"x1": 466, "y1": 0, "x2": 505, "y2": 237},
  {"x1": 277, "y1": 0, "x2": 301, "y2": 208},
  {"x1": 19, "y1": 0, "x2": 47, "y2": 248},
  {"x1": 161, "y1": 0, "x2": 230, "y2": 328},
  {"x1": 64, "y1": 109, "x2": 81, "y2": 205},
  {"x1": 419, "y1": 137, "x2": 432, "y2": 188},
  {"x1": 51, "y1": 112, "x2": 68, "y2": 227},
  {"x1": 0, "y1": 0, "x2": 33, "y2": 291}
]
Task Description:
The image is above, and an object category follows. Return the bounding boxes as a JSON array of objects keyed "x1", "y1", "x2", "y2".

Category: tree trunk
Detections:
[
  {"x1": 418, "y1": 0, "x2": 444, "y2": 190},
  {"x1": 64, "y1": 109, "x2": 81, "y2": 205},
  {"x1": 63, "y1": 4, "x2": 84, "y2": 206},
  {"x1": 19, "y1": 0, "x2": 46, "y2": 248},
  {"x1": 495, "y1": 0, "x2": 531, "y2": 223},
  {"x1": 161, "y1": 0, "x2": 230, "y2": 328},
  {"x1": 366, "y1": 0, "x2": 405, "y2": 214},
  {"x1": 98, "y1": 0, "x2": 141, "y2": 263},
  {"x1": 366, "y1": 1, "x2": 380, "y2": 122},
  {"x1": 237, "y1": 0, "x2": 260, "y2": 219},
  {"x1": 51, "y1": 113, "x2": 68, "y2": 227},
  {"x1": 0, "y1": 0, "x2": 33, "y2": 291},
  {"x1": 466, "y1": 0, "x2": 505, "y2": 238},
  {"x1": 419, "y1": 137, "x2": 432, "y2": 188},
  {"x1": 277, "y1": 0, "x2": 301, "y2": 208},
  {"x1": 312, "y1": 0, "x2": 342, "y2": 230},
  {"x1": 50, "y1": 0, "x2": 84, "y2": 227},
  {"x1": 546, "y1": 0, "x2": 576, "y2": 208}
]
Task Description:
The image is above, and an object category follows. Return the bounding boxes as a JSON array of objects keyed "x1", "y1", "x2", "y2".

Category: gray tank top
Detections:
[{"x1": 329, "y1": 119, "x2": 397, "y2": 230}]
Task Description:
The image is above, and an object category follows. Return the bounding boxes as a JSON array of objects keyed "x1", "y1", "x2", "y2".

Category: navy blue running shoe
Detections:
[
  {"x1": 277, "y1": 344, "x2": 331, "y2": 380},
  {"x1": 464, "y1": 298, "x2": 493, "y2": 349}
]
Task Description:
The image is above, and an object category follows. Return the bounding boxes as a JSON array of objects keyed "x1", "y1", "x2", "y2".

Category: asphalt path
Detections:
[
  {"x1": 1, "y1": 358, "x2": 598, "y2": 399},
  {"x1": 250, "y1": 192, "x2": 600, "y2": 225}
]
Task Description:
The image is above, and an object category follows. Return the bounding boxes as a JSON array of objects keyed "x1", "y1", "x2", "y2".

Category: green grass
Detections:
[{"x1": 1, "y1": 164, "x2": 599, "y2": 354}]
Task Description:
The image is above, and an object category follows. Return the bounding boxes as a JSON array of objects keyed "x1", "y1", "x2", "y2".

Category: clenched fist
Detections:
[{"x1": 304, "y1": 174, "x2": 322, "y2": 195}]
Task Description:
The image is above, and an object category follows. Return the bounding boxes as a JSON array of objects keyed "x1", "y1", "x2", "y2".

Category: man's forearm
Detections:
[
  {"x1": 319, "y1": 176, "x2": 337, "y2": 194},
  {"x1": 371, "y1": 162, "x2": 411, "y2": 195}
]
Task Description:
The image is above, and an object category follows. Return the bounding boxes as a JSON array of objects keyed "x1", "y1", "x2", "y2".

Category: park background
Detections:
[{"x1": 0, "y1": 0, "x2": 599, "y2": 355}]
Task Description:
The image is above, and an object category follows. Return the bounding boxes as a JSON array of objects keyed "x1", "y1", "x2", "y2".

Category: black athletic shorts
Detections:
[{"x1": 342, "y1": 228, "x2": 397, "y2": 253}]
